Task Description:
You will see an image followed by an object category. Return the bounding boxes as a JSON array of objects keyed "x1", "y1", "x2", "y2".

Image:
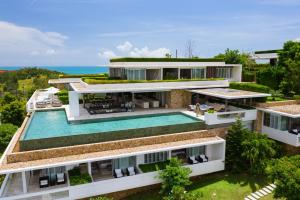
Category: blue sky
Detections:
[{"x1": 0, "y1": 0, "x2": 300, "y2": 66}]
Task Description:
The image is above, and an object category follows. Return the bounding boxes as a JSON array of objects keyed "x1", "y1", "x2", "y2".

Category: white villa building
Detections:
[{"x1": 1, "y1": 57, "x2": 296, "y2": 200}]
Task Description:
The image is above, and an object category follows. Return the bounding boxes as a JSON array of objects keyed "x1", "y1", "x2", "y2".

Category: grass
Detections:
[
  {"x1": 138, "y1": 160, "x2": 170, "y2": 173},
  {"x1": 110, "y1": 57, "x2": 224, "y2": 62},
  {"x1": 266, "y1": 96, "x2": 288, "y2": 102},
  {"x1": 123, "y1": 172, "x2": 270, "y2": 200}
]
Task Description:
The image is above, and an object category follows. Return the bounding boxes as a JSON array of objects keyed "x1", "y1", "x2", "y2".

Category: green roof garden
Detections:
[
  {"x1": 110, "y1": 57, "x2": 224, "y2": 62},
  {"x1": 254, "y1": 49, "x2": 282, "y2": 54}
]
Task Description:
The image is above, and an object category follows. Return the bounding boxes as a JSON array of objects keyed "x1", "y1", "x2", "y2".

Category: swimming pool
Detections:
[{"x1": 22, "y1": 110, "x2": 202, "y2": 141}]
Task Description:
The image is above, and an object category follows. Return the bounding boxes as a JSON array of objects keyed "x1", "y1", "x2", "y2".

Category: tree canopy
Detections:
[
  {"x1": 158, "y1": 157, "x2": 192, "y2": 195},
  {"x1": 266, "y1": 155, "x2": 300, "y2": 200},
  {"x1": 0, "y1": 100, "x2": 26, "y2": 126}
]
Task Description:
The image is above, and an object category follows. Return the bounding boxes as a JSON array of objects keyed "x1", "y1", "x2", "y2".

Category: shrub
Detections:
[
  {"x1": 59, "y1": 73, "x2": 108, "y2": 78},
  {"x1": 242, "y1": 71, "x2": 255, "y2": 82},
  {"x1": 68, "y1": 167, "x2": 92, "y2": 186},
  {"x1": 229, "y1": 82, "x2": 270, "y2": 93},
  {"x1": 256, "y1": 66, "x2": 284, "y2": 90},
  {"x1": 139, "y1": 160, "x2": 170, "y2": 173},
  {"x1": 0, "y1": 100, "x2": 26, "y2": 126}
]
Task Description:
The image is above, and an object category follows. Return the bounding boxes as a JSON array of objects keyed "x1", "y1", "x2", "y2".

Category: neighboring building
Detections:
[
  {"x1": 0, "y1": 58, "x2": 276, "y2": 200},
  {"x1": 108, "y1": 58, "x2": 242, "y2": 82},
  {"x1": 256, "y1": 101, "x2": 300, "y2": 147},
  {"x1": 252, "y1": 49, "x2": 282, "y2": 66}
]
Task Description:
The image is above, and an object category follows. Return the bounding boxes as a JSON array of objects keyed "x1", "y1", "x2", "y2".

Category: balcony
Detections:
[{"x1": 262, "y1": 126, "x2": 300, "y2": 147}]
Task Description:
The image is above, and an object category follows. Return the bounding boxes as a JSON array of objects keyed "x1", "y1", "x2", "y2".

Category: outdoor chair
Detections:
[
  {"x1": 39, "y1": 176, "x2": 49, "y2": 188},
  {"x1": 188, "y1": 156, "x2": 198, "y2": 164},
  {"x1": 197, "y1": 154, "x2": 208, "y2": 163},
  {"x1": 56, "y1": 173, "x2": 66, "y2": 184},
  {"x1": 127, "y1": 167, "x2": 136, "y2": 176},
  {"x1": 113, "y1": 169, "x2": 124, "y2": 178}
]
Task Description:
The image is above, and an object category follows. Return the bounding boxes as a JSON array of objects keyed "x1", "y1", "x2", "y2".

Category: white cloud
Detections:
[
  {"x1": 46, "y1": 49, "x2": 56, "y2": 55},
  {"x1": 294, "y1": 38, "x2": 300, "y2": 42},
  {"x1": 98, "y1": 49, "x2": 117, "y2": 59},
  {"x1": 129, "y1": 46, "x2": 170, "y2": 57},
  {"x1": 117, "y1": 41, "x2": 133, "y2": 52},
  {"x1": 29, "y1": 50, "x2": 39, "y2": 56}
]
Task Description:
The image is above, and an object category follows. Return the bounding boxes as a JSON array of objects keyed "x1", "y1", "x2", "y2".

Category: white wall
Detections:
[
  {"x1": 262, "y1": 126, "x2": 300, "y2": 146},
  {"x1": 68, "y1": 91, "x2": 80, "y2": 117},
  {"x1": 205, "y1": 109, "x2": 257, "y2": 125},
  {"x1": 231, "y1": 65, "x2": 242, "y2": 82}
]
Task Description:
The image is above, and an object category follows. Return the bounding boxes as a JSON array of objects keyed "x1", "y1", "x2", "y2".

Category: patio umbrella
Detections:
[{"x1": 44, "y1": 87, "x2": 60, "y2": 94}]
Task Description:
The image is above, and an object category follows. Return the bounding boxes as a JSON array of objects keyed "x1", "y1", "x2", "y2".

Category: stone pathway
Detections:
[{"x1": 244, "y1": 183, "x2": 276, "y2": 200}]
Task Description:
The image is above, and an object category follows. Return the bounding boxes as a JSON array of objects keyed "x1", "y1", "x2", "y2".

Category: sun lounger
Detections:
[
  {"x1": 114, "y1": 169, "x2": 123, "y2": 178},
  {"x1": 127, "y1": 167, "x2": 136, "y2": 176},
  {"x1": 188, "y1": 156, "x2": 198, "y2": 164},
  {"x1": 197, "y1": 154, "x2": 208, "y2": 163},
  {"x1": 135, "y1": 99, "x2": 149, "y2": 109},
  {"x1": 56, "y1": 173, "x2": 66, "y2": 184}
]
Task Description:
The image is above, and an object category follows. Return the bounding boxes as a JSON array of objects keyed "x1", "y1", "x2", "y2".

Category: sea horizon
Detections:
[{"x1": 0, "y1": 66, "x2": 108, "y2": 75}]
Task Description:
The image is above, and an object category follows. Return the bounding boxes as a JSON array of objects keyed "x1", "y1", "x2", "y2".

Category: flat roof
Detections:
[
  {"x1": 70, "y1": 80, "x2": 229, "y2": 93},
  {"x1": 110, "y1": 57, "x2": 224, "y2": 62},
  {"x1": 109, "y1": 62, "x2": 241, "y2": 68},
  {"x1": 0, "y1": 136, "x2": 224, "y2": 174},
  {"x1": 258, "y1": 104, "x2": 300, "y2": 118},
  {"x1": 48, "y1": 78, "x2": 82, "y2": 84},
  {"x1": 189, "y1": 88, "x2": 270, "y2": 99}
]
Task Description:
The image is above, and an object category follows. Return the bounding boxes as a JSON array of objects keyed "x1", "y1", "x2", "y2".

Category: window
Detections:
[
  {"x1": 191, "y1": 68, "x2": 205, "y2": 79},
  {"x1": 113, "y1": 156, "x2": 136, "y2": 169},
  {"x1": 186, "y1": 146, "x2": 205, "y2": 157},
  {"x1": 264, "y1": 112, "x2": 290, "y2": 131},
  {"x1": 216, "y1": 67, "x2": 232, "y2": 79},
  {"x1": 126, "y1": 69, "x2": 146, "y2": 80},
  {"x1": 144, "y1": 152, "x2": 168, "y2": 164}
]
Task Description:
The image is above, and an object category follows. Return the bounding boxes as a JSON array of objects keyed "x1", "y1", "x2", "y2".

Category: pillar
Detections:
[
  {"x1": 178, "y1": 68, "x2": 181, "y2": 79},
  {"x1": 69, "y1": 91, "x2": 80, "y2": 117},
  {"x1": 87, "y1": 162, "x2": 92, "y2": 176},
  {"x1": 21, "y1": 171, "x2": 27, "y2": 193}
]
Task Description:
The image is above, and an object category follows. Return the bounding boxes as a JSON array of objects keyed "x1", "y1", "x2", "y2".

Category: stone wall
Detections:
[
  {"x1": 7, "y1": 128, "x2": 227, "y2": 164},
  {"x1": 166, "y1": 90, "x2": 191, "y2": 109}
]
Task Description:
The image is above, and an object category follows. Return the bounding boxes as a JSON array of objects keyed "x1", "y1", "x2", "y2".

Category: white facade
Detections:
[{"x1": 261, "y1": 126, "x2": 300, "y2": 147}]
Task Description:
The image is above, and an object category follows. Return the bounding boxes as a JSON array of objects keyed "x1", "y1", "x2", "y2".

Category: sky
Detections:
[{"x1": 0, "y1": 0, "x2": 300, "y2": 66}]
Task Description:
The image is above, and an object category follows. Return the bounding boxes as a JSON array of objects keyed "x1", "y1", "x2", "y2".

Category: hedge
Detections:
[
  {"x1": 68, "y1": 167, "x2": 92, "y2": 186},
  {"x1": 242, "y1": 71, "x2": 255, "y2": 82},
  {"x1": 59, "y1": 73, "x2": 108, "y2": 78},
  {"x1": 229, "y1": 82, "x2": 271, "y2": 93},
  {"x1": 110, "y1": 57, "x2": 224, "y2": 62},
  {"x1": 84, "y1": 78, "x2": 225, "y2": 84},
  {"x1": 254, "y1": 49, "x2": 282, "y2": 54}
]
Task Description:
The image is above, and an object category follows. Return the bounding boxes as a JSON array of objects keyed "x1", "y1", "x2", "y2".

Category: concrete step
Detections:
[
  {"x1": 251, "y1": 193, "x2": 260, "y2": 199},
  {"x1": 245, "y1": 197, "x2": 251, "y2": 200},
  {"x1": 255, "y1": 191, "x2": 264, "y2": 197},
  {"x1": 262, "y1": 187, "x2": 272, "y2": 194},
  {"x1": 270, "y1": 183, "x2": 276, "y2": 188},
  {"x1": 247, "y1": 195, "x2": 257, "y2": 200},
  {"x1": 266, "y1": 186, "x2": 274, "y2": 191},
  {"x1": 259, "y1": 189, "x2": 268, "y2": 196}
]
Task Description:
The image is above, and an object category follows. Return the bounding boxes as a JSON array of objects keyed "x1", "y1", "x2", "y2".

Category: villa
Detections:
[{"x1": 0, "y1": 57, "x2": 294, "y2": 200}]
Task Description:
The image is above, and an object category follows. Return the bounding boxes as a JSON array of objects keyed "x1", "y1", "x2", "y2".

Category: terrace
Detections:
[
  {"x1": 257, "y1": 100, "x2": 300, "y2": 146},
  {"x1": 185, "y1": 88, "x2": 270, "y2": 127}
]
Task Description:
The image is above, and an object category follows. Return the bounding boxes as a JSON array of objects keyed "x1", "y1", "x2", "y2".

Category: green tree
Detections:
[
  {"x1": 214, "y1": 48, "x2": 255, "y2": 67},
  {"x1": 89, "y1": 196, "x2": 113, "y2": 200},
  {"x1": 158, "y1": 157, "x2": 192, "y2": 195},
  {"x1": 242, "y1": 133, "x2": 277, "y2": 174},
  {"x1": 225, "y1": 118, "x2": 249, "y2": 172},
  {"x1": 266, "y1": 155, "x2": 300, "y2": 200},
  {"x1": 0, "y1": 92, "x2": 17, "y2": 105},
  {"x1": 0, "y1": 123, "x2": 18, "y2": 152},
  {"x1": 0, "y1": 100, "x2": 26, "y2": 126},
  {"x1": 277, "y1": 41, "x2": 300, "y2": 95}
]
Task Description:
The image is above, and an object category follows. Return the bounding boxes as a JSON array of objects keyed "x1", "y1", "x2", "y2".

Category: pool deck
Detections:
[{"x1": 64, "y1": 104, "x2": 188, "y2": 121}]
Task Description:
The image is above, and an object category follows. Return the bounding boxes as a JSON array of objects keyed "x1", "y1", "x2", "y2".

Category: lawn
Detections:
[{"x1": 123, "y1": 172, "x2": 270, "y2": 200}]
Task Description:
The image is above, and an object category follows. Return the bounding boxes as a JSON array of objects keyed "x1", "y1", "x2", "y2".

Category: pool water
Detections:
[{"x1": 23, "y1": 110, "x2": 200, "y2": 140}]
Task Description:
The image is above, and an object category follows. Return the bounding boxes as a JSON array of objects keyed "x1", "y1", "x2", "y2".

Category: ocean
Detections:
[{"x1": 0, "y1": 66, "x2": 108, "y2": 75}]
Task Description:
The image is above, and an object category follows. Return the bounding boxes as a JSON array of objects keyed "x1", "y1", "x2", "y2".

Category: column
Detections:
[
  {"x1": 161, "y1": 68, "x2": 164, "y2": 80},
  {"x1": 69, "y1": 91, "x2": 80, "y2": 117},
  {"x1": 178, "y1": 68, "x2": 180, "y2": 79},
  {"x1": 21, "y1": 171, "x2": 27, "y2": 193},
  {"x1": 87, "y1": 162, "x2": 92, "y2": 176}
]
